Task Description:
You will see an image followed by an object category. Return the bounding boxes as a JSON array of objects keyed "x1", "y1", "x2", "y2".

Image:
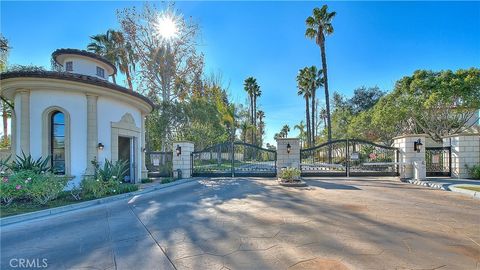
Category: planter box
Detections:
[{"x1": 277, "y1": 178, "x2": 307, "y2": 187}]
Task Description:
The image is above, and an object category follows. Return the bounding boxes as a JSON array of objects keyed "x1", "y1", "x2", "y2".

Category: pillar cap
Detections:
[
  {"x1": 392, "y1": 134, "x2": 428, "y2": 140},
  {"x1": 275, "y1": 138, "x2": 300, "y2": 141},
  {"x1": 442, "y1": 133, "x2": 480, "y2": 138}
]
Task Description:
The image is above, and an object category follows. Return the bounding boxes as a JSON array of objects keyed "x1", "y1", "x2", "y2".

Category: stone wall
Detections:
[
  {"x1": 393, "y1": 134, "x2": 426, "y2": 179},
  {"x1": 172, "y1": 142, "x2": 194, "y2": 179},
  {"x1": 443, "y1": 133, "x2": 480, "y2": 178},
  {"x1": 275, "y1": 138, "x2": 300, "y2": 175}
]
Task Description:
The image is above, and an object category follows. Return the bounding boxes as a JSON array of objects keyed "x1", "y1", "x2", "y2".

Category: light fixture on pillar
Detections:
[
  {"x1": 413, "y1": 139, "x2": 423, "y2": 153},
  {"x1": 176, "y1": 145, "x2": 182, "y2": 156},
  {"x1": 286, "y1": 143, "x2": 291, "y2": 154},
  {"x1": 142, "y1": 147, "x2": 147, "y2": 153},
  {"x1": 97, "y1": 143, "x2": 104, "y2": 150}
]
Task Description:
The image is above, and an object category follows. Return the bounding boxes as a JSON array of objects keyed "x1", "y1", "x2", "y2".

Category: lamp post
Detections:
[{"x1": 413, "y1": 139, "x2": 423, "y2": 153}]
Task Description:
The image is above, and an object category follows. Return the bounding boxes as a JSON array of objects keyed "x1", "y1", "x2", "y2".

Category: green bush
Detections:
[
  {"x1": 7, "y1": 152, "x2": 51, "y2": 174},
  {"x1": 0, "y1": 170, "x2": 68, "y2": 206},
  {"x1": 279, "y1": 167, "x2": 301, "y2": 182},
  {"x1": 466, "y1": 164, "x2": 480, "y2": 179},
  {"x1": 141, "y1": 178, "x2": 153, "y2": 183},
  {"x1": 26, "y1": 174, "x2": 69, "y2": 205},
  {"x1": 161, "y1": 177, "x2": 174, "y2": 184},
  {"x1": 92, "y1": 158, "x2": 129, "y2": 182},
  {"x1": 81, "y1": 177, "x2": 138, "y2": 198}
]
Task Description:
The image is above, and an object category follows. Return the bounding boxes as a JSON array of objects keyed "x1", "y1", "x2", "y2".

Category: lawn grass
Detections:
[
  {"x1": 456, "y1": 185, "x2": 480, "y2": 192},
  {"x1": 0, "y1": 183, "x2": 138, "y2": 218}
]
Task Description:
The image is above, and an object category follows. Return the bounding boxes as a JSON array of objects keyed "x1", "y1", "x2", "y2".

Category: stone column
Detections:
[
  {"x1": 18, "y1": 90, "x2": 30, "y2": 155},
  {"x1": 172, "y1": 141, "x2": 194, "y2": 179},
  {"x1": 275, "y1": 138, "x2": 300, "y2": 176},
  {"x1": 443, "y1": 133, "x2": 480, "y2": 178},
  {"x1": 86, "y1": 94, "x2": 98, "y2": 175},
  {"x1": 141, "y1": 114, "x2": 148, "y2": 179},
  {"x1": 393, "y1": 134, "x2": 426, "y2": 179}
]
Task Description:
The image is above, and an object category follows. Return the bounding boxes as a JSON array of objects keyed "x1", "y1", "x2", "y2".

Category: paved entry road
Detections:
[{"x1": 1, "y1": 177, "x2": 479, "y2": 269}]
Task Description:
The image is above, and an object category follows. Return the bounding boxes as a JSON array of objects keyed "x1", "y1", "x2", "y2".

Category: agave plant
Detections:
[
  {"x1": 7, "y1": 151, "x2": 51, "y2": 173},
  {"x1": 92, "y1": 158, "x2": 129, "y2": 181}
]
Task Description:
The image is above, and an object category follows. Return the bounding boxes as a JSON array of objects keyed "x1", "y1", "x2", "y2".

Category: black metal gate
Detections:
[
  {"x1": 192, "y1": 142, "x2": 277, "y2": 177},
  {"x1": 300, "y1": 139, "x2": 399, "y2": 177},
  {"x1": 146, "y1": 151, "x2": 173, "y2": 177},
  {"x1": 426, "y1": 147, "x2": 451, "y2": 177}
]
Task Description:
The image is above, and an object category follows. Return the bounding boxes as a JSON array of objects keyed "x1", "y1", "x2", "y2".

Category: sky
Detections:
[{"x1": 1, "y1": 1, "x2": 479, "y2": 146}]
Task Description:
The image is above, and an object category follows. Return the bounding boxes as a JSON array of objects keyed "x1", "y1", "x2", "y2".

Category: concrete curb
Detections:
[
  {"x1": 449, "y1": 184, "x2": 480, "y2": 199},
  {"x1": 401, "y1": 178, "x2": 480, "y2": 200},
  {"x1": 0, "y1": 177, "x2": 200, "y2": 226}
]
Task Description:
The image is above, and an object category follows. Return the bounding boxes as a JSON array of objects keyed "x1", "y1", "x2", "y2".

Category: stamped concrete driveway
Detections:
[{"x1": 1, "y1": 177, "x2": 479, "y2": 270}]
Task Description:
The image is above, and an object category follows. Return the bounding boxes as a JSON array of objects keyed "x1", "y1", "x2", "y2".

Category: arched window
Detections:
[{"x1": 51, "y1": 111, "x2": 65, "y2": 175}]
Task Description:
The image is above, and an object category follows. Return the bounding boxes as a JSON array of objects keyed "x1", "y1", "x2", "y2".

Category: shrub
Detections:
[
  {"x1": 92, "y1": 158, "x2": 129, "y2": 182},
  {"x1": 7, "y1": 152, "x2": 51, "y2": 174},
  {"x1": 279, "y1": 167, "x2": 301, "y2": 182},
  {"x1": 26, "y1": 174, "x2": 69, "y2": 205},
  {"x1": 81, "y1": 176, "x2": 137, "y2": 198},
  {"x1": 161, "y1": 177, "x2": 173, "y2": 184},
  {"x1": 141, "y1": 178, "x2": 153, "y2": 183},
  {"x1": 0, "y1": 170, "x2": 31, "y2": 206},
  {"x1": 466, "y1": 164, "x2": 480, "y2": 179}
]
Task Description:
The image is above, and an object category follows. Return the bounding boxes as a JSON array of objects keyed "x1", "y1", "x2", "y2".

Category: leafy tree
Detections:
[
  {"x1": 305, "y1": 5, "x2": 336, "y2": 143},
  {"x1": 0, "y1": 34, "x2": 10, "y2": 144},
  {"x1": 87, "y1": 29, "x2": 136, "y2": 89},
  {"x1": 349, "y1": 86, "x2": 385, "y2": 114}
]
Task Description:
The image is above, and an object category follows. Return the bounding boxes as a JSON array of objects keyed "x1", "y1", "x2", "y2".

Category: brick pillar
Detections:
[
  {"x1": 443, "y1": 133, "x2": 480, "y2": 178},
  {"x1": 275, "y1": 138, "x2": 300, "y2": 176},
  {"x1": 18, "y1": 90, "x2": 30, "y2": 155},
  {"x1": 172, "y1": 142, "x2": 194, "y2": 179},
  {"x1": 86, "y1": 94, "x2": 98, "y2": 175},
  {"x1": 393, "y1": 134, "x2": 426, "y2": 179}
]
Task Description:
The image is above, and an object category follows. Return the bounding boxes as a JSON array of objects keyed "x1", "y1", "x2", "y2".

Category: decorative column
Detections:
[
  {"x1": 18, "y1": 90, "x2": 30, "y2": 156},
  {"x1": 275, "y1": 138, "x2": 301, "y2": 176},
  {"x1": 393, "y1": 134, "x2": 426, "y2": 179},
  {"x1": 86, "y1": 94, "x2": 98, "y2": 175},
  {"x1": 443, "y1": 133, "x2": 480, "y2": 178},
  {"x1": 172, "y1": 141, "x2": 194, "y2": 179},
  {"x1": 141, "y1": 114, "x2": 148, "y2": 179}
]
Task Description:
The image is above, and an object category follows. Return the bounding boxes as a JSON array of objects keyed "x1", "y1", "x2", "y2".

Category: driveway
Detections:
[{"x1": 1, "y1": 177, "x2": 479, "y2": 269}]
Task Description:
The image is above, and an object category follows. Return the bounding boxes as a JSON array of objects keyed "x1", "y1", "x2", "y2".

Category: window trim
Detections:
[
  {"x1": 96, "y1": 66, "x2": 105, "y2": 78},
  {"x1": 42, "y1": 107, "x2": 71, "y2": 176},
  {"x1": 65, "y1": 61, "x2": 73, "y2": 72},
  {"x1": 50, "y1": 111, "x2": 66, "y2": 175}
]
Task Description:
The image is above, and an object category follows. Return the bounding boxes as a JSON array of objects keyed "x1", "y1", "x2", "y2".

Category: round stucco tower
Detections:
[{"x1": 0, "y1": 48, "x2": 154, "y2": 185}]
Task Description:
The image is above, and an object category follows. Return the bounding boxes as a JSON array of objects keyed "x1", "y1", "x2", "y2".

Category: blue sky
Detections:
[{"x1": 2, "y1": 1, "x2": 479, "y2": 146}]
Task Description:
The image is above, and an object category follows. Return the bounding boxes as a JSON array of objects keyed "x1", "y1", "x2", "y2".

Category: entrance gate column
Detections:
[
  {"x1": 172, "y1": 141, "x2": 194, "y2": 179},
  {"x1": 393, "y1": 134, "x2": 426, "y2": 179},
  {"x1": 443, "y1": 133, "x2": 480, "y2": 178},
  {"x1": 275, "y1": 138, "x2": 300, "y2": 176}
]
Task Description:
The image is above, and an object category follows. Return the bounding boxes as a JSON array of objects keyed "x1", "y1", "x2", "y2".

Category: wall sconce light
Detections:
[
  {"x1": 142, "y1": 147, "x2": 147, "y2": 153},
  {"x1": 413, "y1": 139, "x2": 423, "y2": 153},
  {"x1": 176, "y1": 145, "x2": 182, "y2": 156},
  {"x1": 97, "y1": 143, "x2": 104, "y2": 150},
  {"x1": 286, "y1": 143, "x2": 291, "y2": 154}
]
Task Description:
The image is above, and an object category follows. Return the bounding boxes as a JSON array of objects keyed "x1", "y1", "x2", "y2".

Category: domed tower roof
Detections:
[{"x1": 52, "y1": 48, "x2": 117, "y2": 79}]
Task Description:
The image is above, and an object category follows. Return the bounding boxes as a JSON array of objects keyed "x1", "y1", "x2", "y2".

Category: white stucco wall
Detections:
[
  {"x1": 61, "y1": 56, "x2": 111, "y2": 80},
  {"x1": 29, "y1": 90, "x2": 87, "y2": 184},
  {"x1": 14, "y1": 94, "x2": 22, "y2": 155},
  {"x1": 97, "y1": 97, "x2": 143, "y2": 180}
]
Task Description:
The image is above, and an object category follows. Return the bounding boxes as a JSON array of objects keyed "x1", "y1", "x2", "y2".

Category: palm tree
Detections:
[
  {"x1": 294, "y1": 121, "x2": 306, "y2": 148},
  {"x1": 302, "y1": 66, "x2": 323, "y2": 145},
  {"x1": 240, "y1": 121, "x2": 253, "y2": 143},
  {"x1": 281, "y1": 125, "x2": 290, "y2": 138},
  {"x1": 319, "y1": 107, "x2": 328, "y2": 133},
  {"x1": 244, "y1": 77, "x2": 259, "y2": 144},
  {"x1": 306, "y1": 5, "x2": 336, "y2": 143},
  {"x1": 252, "y1": 82, "x2": 261, "y2": 145},
  {"x1": 88, "y1": 30, "x2": 136, "y2": 90},
  {"x1": 297, "y1": 68, "x2": 312, "y2": 147},
  {"x1": 257, "y1": 110, "x2": 265, "y2": 146}
]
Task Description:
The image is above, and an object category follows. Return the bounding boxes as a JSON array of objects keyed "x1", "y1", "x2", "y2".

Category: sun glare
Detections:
[{"x1": 154, "y1": 12, "x2": 180, "y2": 43}]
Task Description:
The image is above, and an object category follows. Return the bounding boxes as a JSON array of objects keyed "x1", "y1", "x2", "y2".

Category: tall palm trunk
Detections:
[
  {"x1": 250, "y1": 95, "x2": 254, "y2": 144},
  {"x1": 305, "y1": 97, "x2": 311, "y2": 148},
  {"x1": 319, "y1": 34, "x2": 332, "y2": 162},
  {"x1": 125, "y1": 68, "x2": 133, "y2": 91},
  {"x1": 311, "y1": 93, "x2": 316, "y2": 146},
  {"x1": 2, "y1": 103, "x2": 7, "y2": 142},
  {"x1": 319, "y1": 37, "x2": 332, "y2": 143},
  {"x1": 253, "y1": 96, "x2": 257, "y2": 145}
]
